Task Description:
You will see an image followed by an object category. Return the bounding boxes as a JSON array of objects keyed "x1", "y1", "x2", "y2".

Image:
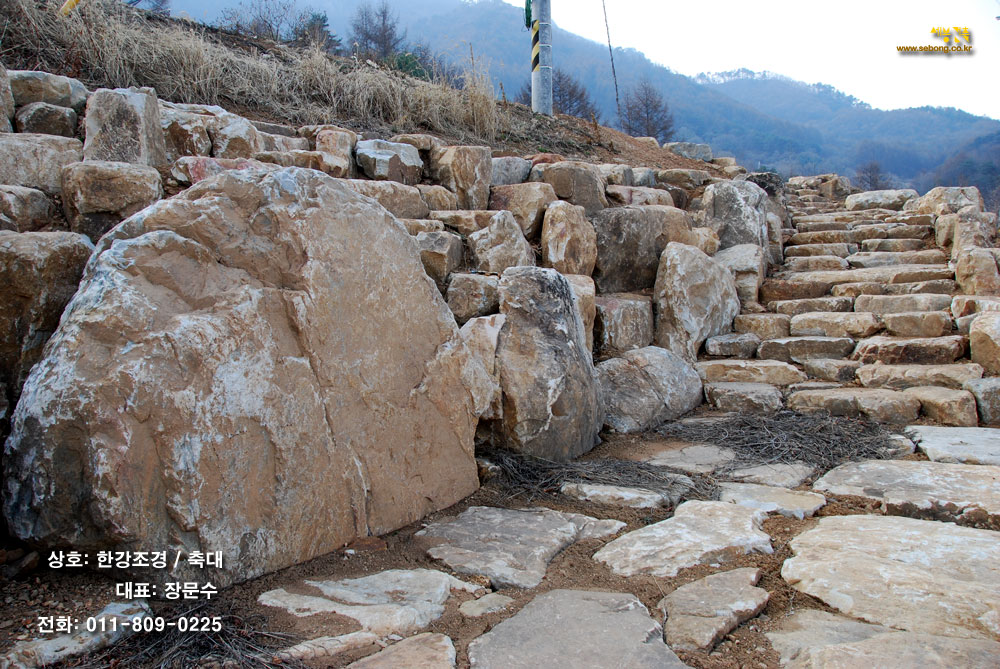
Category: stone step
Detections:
[
  {"x1": 770, "y1": 296, "x2": 853, "y2": 316},
  {"x1": 846, "y1": 250, "x2": 949, "y2": 269},
  {"x1": 903, "y1": 386, "x2": 978, "y2": 426},
  {"x1": 950, "y1": 295, "x2": 1000, "y2": 319},
  {"x1": 778, "y1": 265, "x2": 953, "y2": 287},
  {"x1": 831, "y1": 279, "x2": 958, "y2": 298},
  {"x1": 733, "y1": 313, "x2": 791, "y2": 340},
  {"x1": 795, "y1": 221, "x2": 854, "y2": 233},
  {"x1": 854, "y1": 293, "x2": 953, "y2": 314},
  {"x1": 852, "y1": 335, "x2": 967, "y2": 365},
  {"x1": 788, "y1": 388, "x2": 920, "y2": 423},
  {"x1": 907, "y1": 425, "x2": 1000, "y2": 465},
  {"x1": 705, "y1": 333, "x2": 760, "y2": 358},
  {"x1": 758, "y1": 337, "x2": 855, "y2": 364},
  {"x1": 705, "y1": 382, "x2": 783, "y2": 412},
  {"x1": 695, "y1": 359, "x2": 808, "y2": 386},
  {"x1": 801, "y1": 358, "x2": 861, "y2": 382},
  {"x1": 855, "y1": 363, "x2": 984, "y2": 390},
  {"x1": 760, "y1": 279, "x2": 833, "y2": 303},
  {"x1": 880, "y1": 311, "x2": 953, "y2": 337},
  {"x1": 784, "y1": 243, "x2": 857, "y2": 258},
  {"x1": 860, "y1": 238, "x2": 926, "y2": 252},
  {"x1": 784, "y1": 255, "x2": 848, "y2": 272},
  {"x1": 790, "y1": 312, "x2": 883, "y2": 338}
]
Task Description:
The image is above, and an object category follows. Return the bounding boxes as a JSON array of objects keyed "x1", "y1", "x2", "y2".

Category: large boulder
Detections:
[
  {"x1": 542, "y1": 161, "x2": 608, "y2": 215},
  {"x1": 83, "y1": 88, "x2": 168, "y2": 167},
  {"x1": 701, "y1": 180, "x2": 769, "y2": 251},
  {"x1": 653, "y1": 242, "x2": 741, "y2": 361},
  {"x1": 592, "y1": 205, "x2": 695, "y2": 293},
  {"x1": 159, "y1": 102, "x2": 216, "y2": 163},
  {"x1": 488, "y1": 183, "x2": 556, "y2": 239},
  {"x1": 666, "y1": 142, "x2": 713, "y2": 162},
  {"x1": 0, "y1": 230, "x2": 93, "y2": 433},
  {"x1": 714, "y1": 244, "x2": 766, "y2": 308},
  {"x1": 845, "y1": 190, "x2": 918, "y2": 211},
  {"x1": 8, "y1": 70, "x2": 88, "y2": 112},
  {"x1": 491, "y1": 156, "x2": 532, "y2": 186},
  {"x1": 970, "y1": 314, "x2": 1000, "y2": 375},
  {"x1": 2, "y1": 168, "x2": 488, "y2": 587},
  {"x1": 339, "y1": 179, "x2": 430, "y2": 219},
  {"x1": 430, "y1": 145, "x2": 492, "y2": 210},
  {"x1": 14, "y1": 102, "x2": 77, "y2": 137},
  {"x1": 0, "y1": 63, "x2": 14, "y2": 132},
  {"x1": 468, "y1": 211, "x2": 535, "y2": 273},
  {"x1": 955, "y1": 248, "x2": 1000, "y2": 296},
  {"x1": 540, "y1": 201, "x2": 597, "y2": 276},
  {"x1": 0, "y1": 134, "x2": 83, "y2": 195},
  {"x1": 904, "y1": 186, "x2": 986, "y2": 215},
  {"x1": 355, "y1": 139, "x2": 422, "y2": 185},
  {"x1": 489, "y1": 267, "x2": 603, "y2": 460},
  {"x1": 0, "y1": 186, "x2": 55, "y2": 233},
  {"x1": 597, "y1": 346, "x2": 702, "y2": 433},
  {"x1": 61, "y1": 161, "x2": 163, "y2": 242}
]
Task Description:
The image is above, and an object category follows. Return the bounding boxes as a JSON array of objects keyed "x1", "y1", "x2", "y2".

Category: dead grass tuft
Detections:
[{"x1": 0, "y1": 0, "x2": 507, "y2": 142}]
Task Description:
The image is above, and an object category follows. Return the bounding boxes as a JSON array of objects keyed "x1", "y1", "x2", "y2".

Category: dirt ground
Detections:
[{"x1": 0, "y1": 425, "x2": 899, "y2": 669}]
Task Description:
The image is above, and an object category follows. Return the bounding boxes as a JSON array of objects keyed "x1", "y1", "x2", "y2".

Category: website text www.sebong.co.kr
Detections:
[{"x1": 897, "y1": 44, "x2": 974, "y2": 53}]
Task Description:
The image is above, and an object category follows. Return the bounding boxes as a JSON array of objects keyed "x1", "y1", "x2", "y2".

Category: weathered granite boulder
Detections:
[
  {"x1": 597, "y1": 346, "x2": 702, "y2": 433},
  {"x1": 169, "y1": 156, "x2": 279, "y2": 186},
  {"x1": 355, "y1": 139, "x2": 422, "y2": 185},
  {"x1": 714, "y1": 244, "x2": 766, "y2": 308},
  {"x1": 654, "y1": 242, "x2": 741, "y2": 361},
  {"x1": 955, "y1": 248, "x2": 1000, "y2": 296},
  {"x1": 0, "y1": 230, "x2": 93, "y2": 432},
  {"x1": 61, "y1": 161, "x2": 163, "y2": 242},
  {"x1": 430, "y1": 145, "x2": 492, "y2": 210},
  {"x1": 594, "y1": 293, "x2": 654, "y2": 355},
  {"x1": 488, "y1": 267, "x2": 603, "y2": 460},
  {"x1": 666, "y1": 142, "x2": 713, "y2": 162},
  {"x1": 904, "y1": 186, "x2": 985, "y2": 215},
  {"x1": 83, "y1": 88, "x2": 167, "y2": 167},
  {"x1": 3, "y1": 168, "x2": 489, "y2": 587},
  {"x1": 0, "y1": 186, "x2": 55, "y2": 232},
  {"x1": 446, "y1": 274, "x2": 499, "y2": 325},
  {"x1": 970, "y1": 314, "x2": 1000, "y2": 375},
  {"x1": 592, "y1": 205, "x2": 694, "y2": 293},
  {"x1": 564, "y1": 274, "x2": 596, "y2": 354},
  {"x1": 491, "y1": 156, "x2": 532, "y2": 186},
  {"x1": 415, "y1": 231, "x2": 464, "y2": 289},
  {"x1": 339, "y1": 179, "x2": 430, "y2": 219},
  {"x1": 0, "y1": 134, "x2": 83, "y2": 195},
  {"x1": 158, "y1": 102, "x2": 214, "y2": 162},
  {"x1": 468, "y1": 211, "x2": 535, "y2": 274},
  {"x1": 845, "y1": 189, "x2": 918, "y2": 211},
  {"x1": 0, "y1": 63, "x2": 14, "y2": 133},
  {"x1": 539, "y1": 201, "x2": 596, "y2": 276},
  {"x1": 8, "y1": 70, "x2": 88, "y2": 111},
  {"x1": 488, "y1": 182, "x2": 556, "y2": 239},
  {"x1": 701, "y1": 180, "x2": 769, "y2": 250},
  {"x1": 605, "y1": 185, "x2": 674, "y2": 208},
  {"x1": 417, "y1": 184, "x2": 457, "y2": 211},
  {"x1": 541, "y1": 161, "x2": 608, "y2": 215},
  {"x1": 14, "y1": 102, "x2": 77, "y2": 137}
]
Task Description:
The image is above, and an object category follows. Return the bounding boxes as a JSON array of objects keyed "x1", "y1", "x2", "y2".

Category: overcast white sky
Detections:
[{"x1": 501, "y1": 0, "x2": 1000, "y2": 119}]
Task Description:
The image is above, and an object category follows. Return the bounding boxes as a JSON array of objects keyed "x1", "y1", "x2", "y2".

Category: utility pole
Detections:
[{"x1": 531, "y1": 0, "x2": 553, "y2": 116}]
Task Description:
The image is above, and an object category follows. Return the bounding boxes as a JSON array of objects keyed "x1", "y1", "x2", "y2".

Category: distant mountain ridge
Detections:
[{"x1": 170, "y1": 0, "x2": 1000, "y2": 194}]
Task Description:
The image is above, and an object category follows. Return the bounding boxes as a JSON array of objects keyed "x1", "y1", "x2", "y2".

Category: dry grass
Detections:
[{"x1": 0, "y1": 0, "x2": 507, "y2": 142}]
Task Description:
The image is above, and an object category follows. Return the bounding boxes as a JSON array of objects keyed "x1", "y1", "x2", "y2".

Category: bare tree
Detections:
[
  {"x1": 621, "y1": 78, "x2": 674, "y2": 143},
  {"x1": 855, "y1": 161, "x2": 894, "y2": 190},
  {"x1": 515, "y1": 69, "x2": 601, "y2": 121},
  {"x1": 218, "y1": 0, "x2": 295, "y2": 41},
  {"x1": 124, "y1": 0, "x2": 170, "y2": 15},
  {"x1": 289, "y1": 10, "x2": 342, "y2": 53},
  {"x1": 350, "y1": 0, "x2": 406, "y2": 61}
]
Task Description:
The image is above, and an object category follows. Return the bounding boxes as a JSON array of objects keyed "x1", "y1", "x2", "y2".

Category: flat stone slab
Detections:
[
  {"x1": 704, "y1": 382, "x2": 783, "y2": 413},
  {"x1": 695, "y1": 359, "x2": 808, "y2": 386},
  {"x1": 727, "y1": 462, "x2": 815, "y2": 488},
  {"x1": 643, "y1": 443, "x2": 736, "y2": 474},
  {"x1": 856, "y1": 363, "x2": 984, "y2": 390},
  {"x1": 767, "y1": 609, "x2": 1000, "y2": 669},
  {"x1": 758, "y1": 336, "x2": 856, "y2": 363},
  {"x1": 459, "y1": 592, "x2": 514, "y2": 618},
  {"x1": 781, "y1": 515, "x2": 1000, "y2": 639},
  {"x1": 560, "y1": 482, "x2": 668, "y2": 508},
  {"x1": 852, "y1": 335, "x2": 967, "y2": 365},
  {"x1": 593, "y1": 501, "x2": 772, "y2": 578},
  {"x1": 347, "y1": 633, "x2": 455, "y2": 669},
  {"x1": 416, "y1": 506, "x2": 625, "y2": 588},
  {"x1": 258, "y1": 569, "x2": 478, "y2": 636},
  {"x1": 718, "y1": 482, "x2": 826, "y2": 519},
  {"x1": 657, "y1": 568, "x2": 769, "y2": 652},
  {"x1": 907, "y1": 425, "x2": 1000, "y2": 465},
  {"x1": 778, "y1": 265, "x2": 953, "y2": 286},
  {"x1": 813, "y1": 459, "x2": 1000, "y2": 524},
  {"x1": 788, "y1": 388, "x2": 920, "y2": 424},
  {"x1": 467, "y1": 589, "x2": 688, "y2": 668},
  {"x1": 275, "y1": 632, "x2": 379, "y2": 664}
]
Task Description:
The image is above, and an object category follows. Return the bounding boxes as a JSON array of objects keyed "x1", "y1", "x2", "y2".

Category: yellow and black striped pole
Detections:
[{"x1": 530, "y1": 0, "x2": 552, "y2": 116}]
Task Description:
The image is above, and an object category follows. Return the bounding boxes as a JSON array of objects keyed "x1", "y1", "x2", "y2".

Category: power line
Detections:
[{"x1": 601, "y1": 0, "x2": 621, "y2": 125}]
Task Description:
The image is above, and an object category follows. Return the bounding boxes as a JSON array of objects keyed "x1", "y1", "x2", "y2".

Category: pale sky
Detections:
[{"x1": 502, "y1": 0, "x2": 1000, "y2": 120}]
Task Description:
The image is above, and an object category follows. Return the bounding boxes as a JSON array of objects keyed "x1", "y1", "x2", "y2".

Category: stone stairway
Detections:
[{"x1": 701, "y1": 176, "x2": 993, "y2": 427}]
